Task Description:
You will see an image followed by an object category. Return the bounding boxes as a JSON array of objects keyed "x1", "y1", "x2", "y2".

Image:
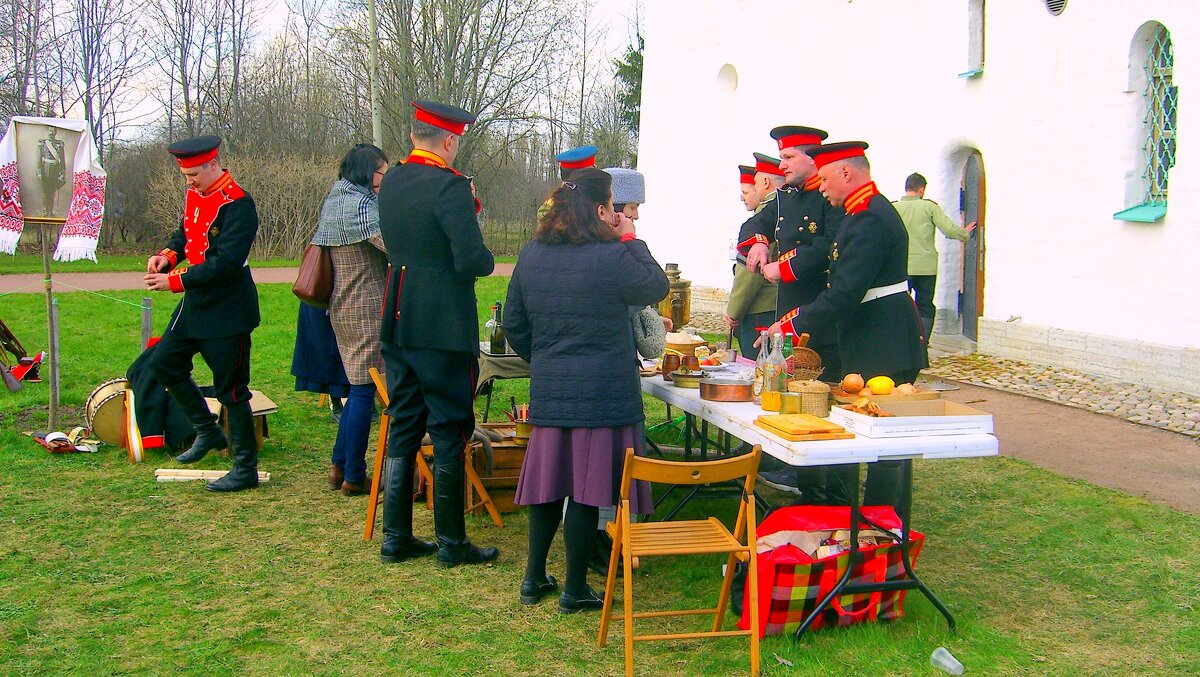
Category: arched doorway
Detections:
[{"x1": 960, "y1": 152, "x2": 986, "y2": 340}]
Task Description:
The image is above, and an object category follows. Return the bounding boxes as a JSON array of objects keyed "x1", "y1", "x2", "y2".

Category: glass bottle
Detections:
[
  {"x1": 781, "y1": 332, "x2": 795, "y2": 380},
  {"x1": 488, "y1": 301, "x2": 507, "y2": 354},
  {"x1": 484, "y1": 303, "x2": 497, "y2": 353},
  {"x1": 752, "y1": 329, "x2": 770, "y2": 404},
  {"x1": 764, "y1": 333, "x2": 787, "y2": 393}
]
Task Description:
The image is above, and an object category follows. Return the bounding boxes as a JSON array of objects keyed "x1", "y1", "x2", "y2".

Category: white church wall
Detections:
[{"x1": 639, "y1": 0, "x2": 1199, "y2": 390}]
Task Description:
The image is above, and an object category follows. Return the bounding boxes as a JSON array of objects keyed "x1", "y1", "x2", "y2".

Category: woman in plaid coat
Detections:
[{"x1": 310, "y1": 144, "x2": 390, "y2": 495}]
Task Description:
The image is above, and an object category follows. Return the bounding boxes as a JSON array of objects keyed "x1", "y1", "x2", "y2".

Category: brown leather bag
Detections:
[{"x1": 292, "y1": 243, "x2": 333, "y2": 309}]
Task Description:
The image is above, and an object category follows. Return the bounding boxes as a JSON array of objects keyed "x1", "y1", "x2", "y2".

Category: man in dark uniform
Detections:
[
  {"x1": 784, "y1": 141, "x2": 928, "y2": 511},
  {"x1": 725, "y1": 154, "x2": 782, "y2": 361},
  {"x1": 739, "y1": 127, "x2": 849, "y2": 504},
  {"x1": 377, "y1": 100, "x2": 499, "y2": 567},
  {"x1": 743, "y1": 126, "x2": 844, "y2": 379},
  {"x1": 144, "y1": 135, "x2": 261, "y2": 493}
]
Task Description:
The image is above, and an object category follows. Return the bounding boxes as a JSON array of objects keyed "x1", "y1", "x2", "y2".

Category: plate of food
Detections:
[{"x1": 699, "y1": 363, "x2": 726, "y2": 373}]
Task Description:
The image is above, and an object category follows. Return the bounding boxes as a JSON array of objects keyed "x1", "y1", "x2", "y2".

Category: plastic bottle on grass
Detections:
[{"x1": 930, "y1": 647, "x2": 964, "y2": 675}]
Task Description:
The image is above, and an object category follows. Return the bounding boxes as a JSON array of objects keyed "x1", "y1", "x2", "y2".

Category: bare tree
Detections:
[{"x1": 62, "y1": 0, "x2": 154, "y2": 160}]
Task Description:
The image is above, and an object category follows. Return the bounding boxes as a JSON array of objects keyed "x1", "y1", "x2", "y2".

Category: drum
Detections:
[{"x1": 85, "y1": 378, "x2": 129, "y2": 446}]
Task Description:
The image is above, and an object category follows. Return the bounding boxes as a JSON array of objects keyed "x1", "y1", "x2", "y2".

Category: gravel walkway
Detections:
[{"x1": 926, "y1": 353, "x2": 1200, "y2": 438}]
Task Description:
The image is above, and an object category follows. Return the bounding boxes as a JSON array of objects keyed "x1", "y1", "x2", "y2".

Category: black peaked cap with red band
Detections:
[
  {"x1": 752, "y1": 152, "x2": 784, "y2": 176},
  {"x1": 738, "y1": 164, "x2": 756, "y2": 184},
  {"x1": 769, "y1": 125, "x2": 829, "y2": 150},
  {"x1": 412, "y1": 100, "x2": 477, "y2": 135},
  {"x1": 806, "y1": 141, "x2": 870, "y2": 169},
  {"x1": 168, "y1": 135, "x2": 222, "y2": 168}
]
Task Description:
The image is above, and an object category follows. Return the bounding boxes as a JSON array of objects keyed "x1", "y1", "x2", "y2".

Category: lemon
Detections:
[{"x1": 865, "y1": 376, "x2": 895, "y2": 395}]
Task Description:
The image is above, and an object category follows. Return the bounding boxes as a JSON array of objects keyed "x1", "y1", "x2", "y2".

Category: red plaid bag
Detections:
[{"x1": 736, "y1": 505, "x2": 924, "y2": 637}]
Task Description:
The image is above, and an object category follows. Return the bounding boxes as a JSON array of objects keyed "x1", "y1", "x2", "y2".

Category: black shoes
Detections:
[
  {"x1": 436, "y1": 542, "x2": 500, "y2": 568},
  {"x1": 380, "y1": 535, "x2": 438, "y2": 563},
  {"x1": 519, "y1": 575, "x2": 559, "y2": 605},
  {"x1": 558, "y1": 585, "x2": 604, "y2": 614}
]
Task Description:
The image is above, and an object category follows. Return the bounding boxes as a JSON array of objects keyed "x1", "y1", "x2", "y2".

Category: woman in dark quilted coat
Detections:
[{"x1": 504, "y1": 168, "x2": 668, "y2": 613}]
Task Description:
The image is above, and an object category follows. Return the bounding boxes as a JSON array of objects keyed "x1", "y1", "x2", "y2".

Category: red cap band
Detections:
[
  {"x1": 175, "y1": 148, "x2": 218, "y2": 168},
  {"x1": 559, "y1": 157, "x2": 596, "y2": 170},
  {"x1": 414, "y1": 107, "x2": 467, "y2": 135},
  {"x1": 810, "y1": 146, "x2": 866, "y2": 169},
  {"x1": 739, "y1": 173, "x2": 755, "y2": 185},
  {"x1": 754, "y1": 160, "x2": 784, "y2": 176},
  {"x1": 776, "y1": 133, "x2": 824, "y2": 150}
]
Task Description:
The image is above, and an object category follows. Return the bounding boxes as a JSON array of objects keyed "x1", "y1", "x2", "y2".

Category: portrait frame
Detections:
[{"x1": 13, "y1": 121, "x2": 84, "y2": 223}]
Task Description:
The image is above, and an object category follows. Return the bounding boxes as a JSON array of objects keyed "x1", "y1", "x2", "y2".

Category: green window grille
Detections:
[{"x1": 1142, "y1": 25, "x2": 1176, "y2": 206}]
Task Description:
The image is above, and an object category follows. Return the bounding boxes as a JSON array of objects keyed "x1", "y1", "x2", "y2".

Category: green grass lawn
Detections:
[
  {"x1": 0, "y1": 252, "x2": 301, "y2": 275},
  {"x1": 2, "y1": 281, "x2": 1198, "y2": 675},
  {"x1": 0, "y1": 253, "x2": 515, "y2": 276}
]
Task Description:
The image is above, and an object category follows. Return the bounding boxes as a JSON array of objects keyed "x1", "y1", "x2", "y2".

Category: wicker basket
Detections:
[
  {"x1": 791, "y1": 346, "x2": 824, "y2": 381},
  {"x1": 787, "y1": 379, "x2": 831, "y2": 416}
]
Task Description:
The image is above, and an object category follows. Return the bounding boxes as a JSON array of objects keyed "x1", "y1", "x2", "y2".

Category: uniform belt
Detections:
[{"x1": 860, "y1": 280, "x2": 910, "y2": 304}]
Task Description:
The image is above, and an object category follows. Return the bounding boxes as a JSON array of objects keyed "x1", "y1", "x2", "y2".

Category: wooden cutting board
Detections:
[
  {"x1": 754, "y1": 414, "x2": 854, "y2": 440},
  {"x1": 752, "y1": 425, "x2": 856, "y2": 442}
]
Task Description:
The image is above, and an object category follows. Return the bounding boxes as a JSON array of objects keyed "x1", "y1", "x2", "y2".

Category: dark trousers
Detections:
[
  {"x1": 812, "y1": 342, "x2": 842, "y2": 383},
  {"x1": 152, "y1": 330, "x2": 252, "y2": 406},
  {"x1": 381, "y1": 343, "x2": 477, "y2": 469},
  {"x1": 734, "y1": 310, "x2": 776, "y2": 361},
  {"x1": 908, "y1": 275, "x2": 937, "y2": 325}
]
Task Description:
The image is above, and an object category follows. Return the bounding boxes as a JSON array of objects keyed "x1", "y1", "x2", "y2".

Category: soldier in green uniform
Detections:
[
  {"x1": 726, "y1": 155, "x2": 782, "y2": 360},
  {"x1": 892, "y1": 172, "x2": 975, "y2": 357}
]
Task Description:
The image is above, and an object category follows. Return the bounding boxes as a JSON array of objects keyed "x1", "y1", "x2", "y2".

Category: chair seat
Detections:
[{"x1": 613, "y1": 517, "x2": 748, "y2": 558}]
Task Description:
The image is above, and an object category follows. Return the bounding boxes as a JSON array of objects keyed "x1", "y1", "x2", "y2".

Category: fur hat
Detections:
[{"x1": 604, "y1": 167, "x2": 645, "y2": 205}]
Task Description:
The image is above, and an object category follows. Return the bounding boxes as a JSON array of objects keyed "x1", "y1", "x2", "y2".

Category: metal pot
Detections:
[
  {"x1": 670, "y1": 370, "x2": 702, "y2": 388},
  {"x1": 698, "y1": 376, "x2": 754, "y2": 402}
]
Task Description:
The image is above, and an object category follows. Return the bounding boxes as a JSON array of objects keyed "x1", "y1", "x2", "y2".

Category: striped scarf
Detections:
[{"x1": 311, "y1": 179, "x2": 379, "y2": 246}]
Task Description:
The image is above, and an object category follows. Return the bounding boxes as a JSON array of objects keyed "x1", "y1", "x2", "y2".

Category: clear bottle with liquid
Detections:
[
  {"x1": 763, "y1": 333, "x2": 787, "y2": 394},
  {"x1": 752, "y1": 329, "x2": 770, "y2": 404}
]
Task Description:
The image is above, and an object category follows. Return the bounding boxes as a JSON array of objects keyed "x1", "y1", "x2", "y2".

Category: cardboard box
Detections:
[{"x1": 828, "y1": 399, "x2": 993, "y2": 438}]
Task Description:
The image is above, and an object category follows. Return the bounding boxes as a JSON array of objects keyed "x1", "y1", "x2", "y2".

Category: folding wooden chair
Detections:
[
  {"x1": 362, "y1": 368, "x2": 503, "y2": 541},
  {"x1": 598, "y1": 446, "x2": 762, "y2": 677}
]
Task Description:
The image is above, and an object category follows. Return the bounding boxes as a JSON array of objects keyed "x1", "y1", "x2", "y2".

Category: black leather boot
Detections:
[
  {"x1": 206, "y1": 402, "x2": 258, "y2": 492},
  {"x1": 920, "y1": 314, "x2": 935, "y2": 346},
  {"x1": 169, "y1": 380, "x2": 227, "y2": 464},
  {"x1": 380, "y1": 456, "x2": 436, "y2": 563},
  {"x1": 432, "y1": 462, "x2": 499, "y2": 567}
]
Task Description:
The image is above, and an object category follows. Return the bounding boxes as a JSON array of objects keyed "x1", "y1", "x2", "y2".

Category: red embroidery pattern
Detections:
[
  {"x1": 0, "y1": 162, "x2": 23, "y2": 236},
  {"x1": 59, "y1": 171, "x2": 106, "y2": 240}
]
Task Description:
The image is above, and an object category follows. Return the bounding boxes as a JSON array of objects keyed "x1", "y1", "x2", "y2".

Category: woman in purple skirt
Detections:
[{"x1": 503, "y1": 168, "x2": 669, "y2": 612}]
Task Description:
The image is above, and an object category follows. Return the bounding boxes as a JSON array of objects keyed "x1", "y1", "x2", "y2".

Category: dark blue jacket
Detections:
[{"x1": 504, "y1": 238, "x2": 668, "y2": 428}]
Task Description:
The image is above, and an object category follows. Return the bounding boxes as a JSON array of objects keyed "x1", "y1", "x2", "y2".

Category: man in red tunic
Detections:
[{"x1": 144, "y1": 135, "x2": 262, "y2": 492}]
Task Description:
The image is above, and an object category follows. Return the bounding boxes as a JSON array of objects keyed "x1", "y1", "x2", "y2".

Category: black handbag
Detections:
[{"x1": 292, "y1": 243, "x2": 333, "y2": 309}]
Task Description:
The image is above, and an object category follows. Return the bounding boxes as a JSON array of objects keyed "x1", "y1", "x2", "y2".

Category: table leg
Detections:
[{"x1": 793, "y1": 459, "x2": 955, "y2": 639}]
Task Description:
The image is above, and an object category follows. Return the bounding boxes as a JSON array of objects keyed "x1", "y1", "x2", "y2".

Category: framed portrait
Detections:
[{"x1": 13, "y1": 121, "x2": 83, "y2": 222}]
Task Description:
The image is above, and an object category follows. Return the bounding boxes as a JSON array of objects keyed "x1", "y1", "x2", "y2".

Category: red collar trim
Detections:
[
  {"x1": 406, "y1": 149, "x2": 449, "y2": 168},
  {"x1": 201, "y1": 171, "x2": 233, "y2": 197},
  {"x1": 802, "y1": 174, "x2": 822, "y2": 192},
  {"x1": 844, "y1": 182, "x2": 878, "y2": 215}
]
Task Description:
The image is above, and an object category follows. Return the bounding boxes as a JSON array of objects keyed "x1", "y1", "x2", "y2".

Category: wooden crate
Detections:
[{"x1": 469, "y1": 423, "x2": 527, "y2": 514}]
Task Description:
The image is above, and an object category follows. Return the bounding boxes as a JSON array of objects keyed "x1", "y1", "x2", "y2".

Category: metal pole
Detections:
[
  {"x1": 141, "y1": 297, "x2": 153, "y2": 349},
  {"x1": 50, "y1": 296, "x2": 61, "y2": 429},
  {"x1": 40, "y1": 224, "x2": 59, "y2": 430},
  {"x1": 367, "y1": 0, "x2": 384, "y2": 149}
]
